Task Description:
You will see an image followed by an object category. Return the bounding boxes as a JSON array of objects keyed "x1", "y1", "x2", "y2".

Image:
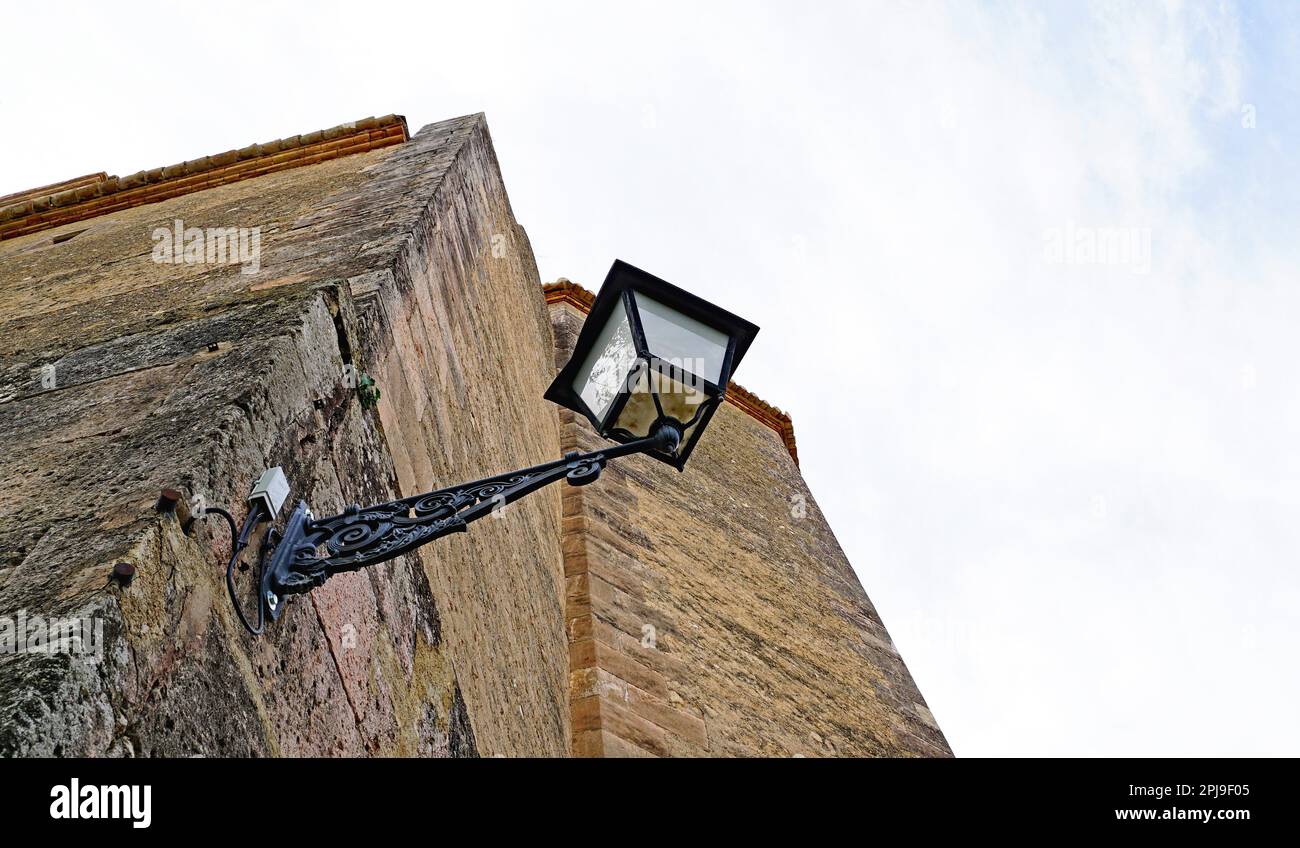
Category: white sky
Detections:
[{"x1": 3, "y1": 0, "x2": 1298, "y2": 756}]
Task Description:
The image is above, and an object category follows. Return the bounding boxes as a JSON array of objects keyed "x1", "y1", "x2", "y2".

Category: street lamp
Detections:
[
  {"x1": 545, "y1": 259, "x2": 759, "y2": 469},
  {"x1": 219, "y1": 260, "x2": 759, "y2": 635}
]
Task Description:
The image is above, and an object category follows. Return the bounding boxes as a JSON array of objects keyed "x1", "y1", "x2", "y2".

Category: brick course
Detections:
[{"x1": 550, "y1": 299, "x2": 951, "y2": 757}]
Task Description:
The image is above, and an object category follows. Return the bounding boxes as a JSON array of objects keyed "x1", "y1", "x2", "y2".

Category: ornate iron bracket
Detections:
[{"x1": 247, "y1": 421, "x2": 681, "y2": 626}]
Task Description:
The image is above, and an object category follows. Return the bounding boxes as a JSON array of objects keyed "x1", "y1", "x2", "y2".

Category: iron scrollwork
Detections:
[{"x1": 252, "y1": 422, "x2": 679, "y2": 624}]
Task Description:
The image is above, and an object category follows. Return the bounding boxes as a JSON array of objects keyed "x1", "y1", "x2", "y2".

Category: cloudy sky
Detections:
[{"x1": 4, "y1": 0, "x2": 1298, "y2": 755}]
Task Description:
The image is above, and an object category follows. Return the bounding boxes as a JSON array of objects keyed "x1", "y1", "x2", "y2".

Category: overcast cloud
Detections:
[{"x1": 3, "y1": 0, "x2": 1297, "y2": 755}]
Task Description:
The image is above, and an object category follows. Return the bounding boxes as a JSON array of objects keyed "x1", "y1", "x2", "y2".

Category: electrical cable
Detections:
[{"x1": 204, "y1": 505, "x2": 266, "y2": 636}]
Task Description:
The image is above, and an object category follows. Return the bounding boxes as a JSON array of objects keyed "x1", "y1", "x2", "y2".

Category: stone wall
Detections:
[
  {"x1": 0, "y1": 114, "x2": 566, "y2": 757},
  {"x1": 359, "y1": 120, "x2": 569, "y2": 758},
  {"x1": 550, "y1": 301, "x2": 952, "y2": 757},
  {"x1": 0, "y1": 108, "x2": 947, "y2": 758}
]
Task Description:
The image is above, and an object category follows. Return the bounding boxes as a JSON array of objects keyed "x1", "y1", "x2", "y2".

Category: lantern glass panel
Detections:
[
  {"x1": 572, "y1": 304, "x2": 638, "y2": 423},
  {"x1": 611, "y1": 366, "x2": 711, "y2": 442},
  {"x1": 634, "y1": 293, "x2": 730, "y2": 385}
]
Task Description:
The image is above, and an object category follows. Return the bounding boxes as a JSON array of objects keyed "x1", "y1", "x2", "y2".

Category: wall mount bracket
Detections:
[{"x1": 225, "y1": 421, "x2": 682, "y2": 634}]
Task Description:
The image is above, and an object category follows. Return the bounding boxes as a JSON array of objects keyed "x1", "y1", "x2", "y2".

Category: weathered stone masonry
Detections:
[
  {"x1": 0, "y1": 111, "x2": 948, "y2": 757},
  {"x1": 0, "y1": 114, "x2": 563, "y2": 756},
  {"x1": 549, "y1": 294, "x2": 949, "y2": 757}
]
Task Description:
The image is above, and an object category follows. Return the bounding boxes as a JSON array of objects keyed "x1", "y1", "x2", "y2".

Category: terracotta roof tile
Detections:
[
  {"x1": 0, "y1": 115, "x2": 409, "y2": 240},
  {"x1": 0, "y1": 173, "x2": 109, "y2": 208}
]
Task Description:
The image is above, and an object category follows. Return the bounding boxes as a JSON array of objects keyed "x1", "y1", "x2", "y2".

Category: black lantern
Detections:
[
  {"x1": 217, "y1": 259, "x2": 759, "y2": 636},
  {"x1": 545, "y1": 260, "x2": 759, "y2": 469}
]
